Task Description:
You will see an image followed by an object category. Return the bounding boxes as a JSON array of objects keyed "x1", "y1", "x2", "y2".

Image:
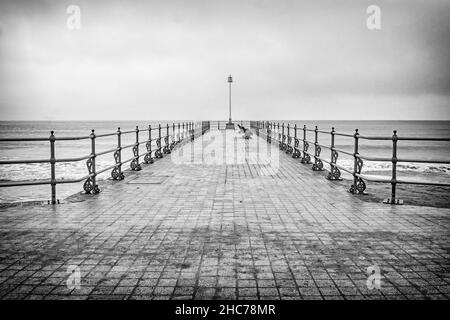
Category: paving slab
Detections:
[{"x1": 0, "y1": 129, "x2": 449, "y2": 300}]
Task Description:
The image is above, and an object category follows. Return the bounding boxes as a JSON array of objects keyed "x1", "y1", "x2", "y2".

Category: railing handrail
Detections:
[
  {"x1": 257, "y1": 121, "x2": 450, "y2": 205},
  {"x1": 2, "y1": 120, "x2": 448, "y2": 206},
  {"x1": 0, "y1": 121, "x2": 207, "y2": 204}
]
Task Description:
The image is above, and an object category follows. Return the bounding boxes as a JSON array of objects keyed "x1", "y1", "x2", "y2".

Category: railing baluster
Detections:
[
  {"x1": 130, "y1": 126, "x2": 142, "y2": 170},
  {"x1": 49, "y1": 131, "x2": 57, "y2": 204},
  {"x1": 292, "y1": 124, "x2": 300, "y2": 158},
  {"x1": 163, "y1": 124, "x2": 170, "y2": 154},
  {"x1": 170, "y1": 123, "x2": 175, "y2": 150},
  {"x1": 144, "y1": 125, "x2": 154, "y2": 164},
  {"x1": 384, "y1": 130, "x2": 402, "y2": 204},
  {"x1": 312, "y1": 126, "x2": 324, "y2": 171},
  {"x1": 286, "y1": 124, "x2": 293, "y2": 154},
  {"x1": 327, "y1": 127, "x2": 341, "y2": 180},
  {"x1": 112, "y1": 127, "x2": 124, "y2": 179},
  {"x1": 83, "y1": 129, "x2": 100, "y2": 194},
  {"x1": 155, "y1": 124, "x2": 162, "y2": 158},
  {"x1": 301, "y1": 125, "x2": 310, "y2": 164},
  {"x1": 277, "y1": 123, "x2": 280, "y2": 144},
  {"x1": 349, "y1": 129, "x2": 366, "y2": 194}
]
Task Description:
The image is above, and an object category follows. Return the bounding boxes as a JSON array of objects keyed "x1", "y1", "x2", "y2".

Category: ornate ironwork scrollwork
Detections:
[
  {"x1": 292, "y1": 138, "x2": 300, "y2": 158},
  {"x1": 170, "y1": 135, "x2": 176, "y2": 150},
  {"x1": 163, "y1": 136, "x2": 171, "y2": 154},
  {"x1": 349, "y1": 157, "x2": 366, "y2": 194},
  {"x1": 356, "y1": 157, "x2": 363, "y2": 174},
  {"x1": 312, "y1": 145, "x2": 324, "y2": 171},
  {"x1": 349, "y1": 178, "x2": 366, "y2": 194},
  {"x1": 155, "y1": 137, "x2": 163, "y2": 158},
  {"x1": 327, "y1": 166, "x2": 341, "y2": 180},
  {"x1": 301, "y1": 141, "x2": 311, "y2": 163},
  {"x1": 280, "y1": 134, "x2": 287, "y2": 151},
  {"x1": 111, "y1": 150, "x2": 124, "y2": 179},
  {"x1": 331, "y1": 150, "x2": 338, "y2": 164},
  {"x1": 326, "y1": 150, "x2": 341, "y2": 180},
  {"x1": 144, "y1": 140, "x2": 154, "y2": 164},
  {"x1": 130, "y1": 144, "x2": 142, "y2": 171},
  {"x1": 83, "y1": 157, "x2": 100, "y2": 194},
  {"x1": 111, "y1": 166, "x2": 124, "y2": 180},
  {"x1": 83, "y1": 178, "x2": 95, "y2": 193},
  {"x1": 286, "y1": 136, "x2": 293, "y2": 154}
]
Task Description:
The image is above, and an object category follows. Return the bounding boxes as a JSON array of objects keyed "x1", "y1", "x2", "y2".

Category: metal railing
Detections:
[
  {"x1": 252, "y1": 121, "x2": 450, "y2": 204},
  {"x1": 0, "y1": 122, "x2": 208, "y2": 204},
  {"x1": 216, "y1": 120, "x2": 250, "y2": 130}
]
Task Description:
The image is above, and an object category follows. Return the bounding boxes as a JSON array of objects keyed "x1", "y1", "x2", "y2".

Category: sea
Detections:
[{"x1": 0, "y1": 120, "x2": 449, "y2": 203}]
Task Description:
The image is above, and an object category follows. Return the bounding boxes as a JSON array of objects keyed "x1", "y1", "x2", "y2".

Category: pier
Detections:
[{"x1": 0, "y1": 122, "x2": 449, "y2": 300}]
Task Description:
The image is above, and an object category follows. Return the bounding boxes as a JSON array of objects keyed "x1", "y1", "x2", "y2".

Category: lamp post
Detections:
[{"x1": 226, "y1": 75, "x2": 235, "y2": 129}]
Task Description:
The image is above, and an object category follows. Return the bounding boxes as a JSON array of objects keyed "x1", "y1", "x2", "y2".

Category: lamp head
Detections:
[{"x1": 227, "y1": 75, "x2": 233, "y2": 83}]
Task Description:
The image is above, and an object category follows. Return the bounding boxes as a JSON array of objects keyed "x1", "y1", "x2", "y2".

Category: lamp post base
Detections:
[{"x1": 225, "y1": 122, "x2": 235, "y2": 130}]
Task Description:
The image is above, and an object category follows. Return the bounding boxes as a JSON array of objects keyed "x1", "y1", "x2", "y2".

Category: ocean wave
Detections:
[
  {"x1": 0, "y1": 158, "x2": 449, "y2": 183},
  {"x1": 0, "y1": 159, "x2": 117, "y2": 182},
  {"x1": 335, "y1": 160, "x2": 450, "y2": 175}
]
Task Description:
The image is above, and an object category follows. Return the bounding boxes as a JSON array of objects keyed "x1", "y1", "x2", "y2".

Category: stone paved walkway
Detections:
[{"x1": 0, "y1": 129, "x2": 449, "y2": 300}]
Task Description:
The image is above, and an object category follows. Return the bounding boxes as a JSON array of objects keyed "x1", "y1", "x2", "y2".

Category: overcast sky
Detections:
[{"x1": 0, "y1": 0, "x2": 449, "y2": 120}]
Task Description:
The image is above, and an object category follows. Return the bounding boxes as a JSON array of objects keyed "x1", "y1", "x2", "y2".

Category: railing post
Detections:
[
  {"x1": 112, "y1": 127, "x2": 125, "y2": 179},
  {"x1": 178, "y1": 123, "x2": 181, "y2": 143},
  {"x1": 312, "y1": 126, "x2": 324, "y2": 171},
  {"x1": 277, "y1": 123, "x2": 280, "y2": 143},
  {"x1": 349, "y1": 129, "x2": 366, "y2": 194},
  {"x1": 163, "y1": 123, "x2": 171, "y2": 154},
  {"x1": 218, "y1": 120, "x2": 220, "y2": 130},
  {"x1": 144, "y1": 125, "x2": 154, "y2": 164},
  {"x1": 131, "y1": 126, "x2": 142, "y2": 170},
  {"x1": 272, "y1": 122, "x2": 274, "y2": 140},
  {"x1": 171, "y1": 123, "x2": 176, "y2": 149},
  {"x1": 49, "y1": 131, "x2": 57, "y2": 204},
  {"x1": 286, "y1": 123, "x2": 293, "y2": 154},
  {"x1": 384, "y1": 130, "x2": 402, "y2": 204},
  {"x1": 352, "y1": 129, "x2": 359, "y2": 190},
  {"x1": 83, "y1": 129, "x2": 100, "y2": 194},
  {"x1": 300, "y1": 125, "x2": 310, "y2": 164},
  {"x1": 292, "y1": 124, "x2": 300, "y2": 158},
  {"x1": 155, "y1": 124, "x2": 162, "y2": 158},
  {"x1": 327, "y1": 127, "x2": 341, "y2": 180}
]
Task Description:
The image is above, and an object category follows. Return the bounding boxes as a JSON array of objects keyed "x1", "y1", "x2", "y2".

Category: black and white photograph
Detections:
[{"x1": 0, "y1": 0, "x2": 449, "y2": 315}]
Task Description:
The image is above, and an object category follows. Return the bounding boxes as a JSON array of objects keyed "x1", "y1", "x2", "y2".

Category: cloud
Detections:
[{"x1": 0, "y1": 0, "x2": 449, "y2": 120}]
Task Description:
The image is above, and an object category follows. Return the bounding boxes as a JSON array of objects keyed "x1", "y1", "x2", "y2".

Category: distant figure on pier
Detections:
[{"x1": 237, "y1": 124, "x2": 253, "y2": 139}]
